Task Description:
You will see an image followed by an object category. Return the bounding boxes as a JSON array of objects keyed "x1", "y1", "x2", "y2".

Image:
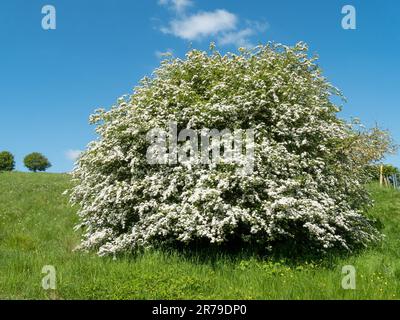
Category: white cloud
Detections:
[
  {"x1": 65, "y1": 149, "x2": 82, "y2": 162},
  {"x1": 218, "y1": 28, "x2": 254, "y2": 47},
  {"x1": 218, "y1": 21, "x2": 269, "y2": 48},
  {"x1": 246, "y1": 20, "x2": 269, "y2": 33},
  {"x1": 161, "y1": 9, "x2": 237, "y2": 41},
  {"x1": 155, "y1": 48, "x2": 174, "y2": 59},
  {"x1": 158, "y1": 0, "x2": 193, "y2": 14}
]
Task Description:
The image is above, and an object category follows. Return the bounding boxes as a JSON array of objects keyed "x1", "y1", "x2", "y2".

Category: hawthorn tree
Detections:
[
  {"x1": 70, "y1": 43, "x2": 391, "y2": 256},
  {"x1": 24, "y1": 152, "x2": 51, "y2": 172},
  {"x1": 0, "y1": 151, "x2": 15, "y2": 172}
]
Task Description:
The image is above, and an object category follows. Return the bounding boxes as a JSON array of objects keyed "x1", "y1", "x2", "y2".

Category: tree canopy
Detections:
[
  {"x1": 24, "y1": 152, "x2": 51, "y2": 172},
  {"x1": 70, "y1": 43, "x2": 391, "y2": 256}
]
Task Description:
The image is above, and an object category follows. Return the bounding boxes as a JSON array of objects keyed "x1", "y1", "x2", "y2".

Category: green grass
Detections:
[{"x1": 1, "y1": 172, "x2": 400, "y2": 300}]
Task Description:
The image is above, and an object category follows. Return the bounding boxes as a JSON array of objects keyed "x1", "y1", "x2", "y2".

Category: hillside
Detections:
[{"x1": 0, "y1": 172, "x2": 399, "y2": 299}]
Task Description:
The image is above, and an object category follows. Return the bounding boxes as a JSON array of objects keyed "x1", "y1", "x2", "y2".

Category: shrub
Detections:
[
  {"x1": 70, "y1": 42, "x2": 388, "y2": 256},
  {"x1": 24, "y1": 152, "x2": 51, "y2": 172},
  {"x1": 0, "y1": 151, "x2": 15, "y2": 172}
]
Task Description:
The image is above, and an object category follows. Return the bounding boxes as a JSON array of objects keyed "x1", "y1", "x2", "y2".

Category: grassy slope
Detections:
[{"x1": 0, "y1": 172, "x2": 399, "y2": 300}]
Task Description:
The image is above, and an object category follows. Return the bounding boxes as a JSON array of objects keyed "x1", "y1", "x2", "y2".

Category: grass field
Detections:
[{"x1": 0, "y1": 172, "x2": 399, "y2": 300}]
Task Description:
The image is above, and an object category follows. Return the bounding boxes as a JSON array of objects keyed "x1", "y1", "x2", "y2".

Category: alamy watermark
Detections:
[
  {"x1": 146, "y1": 122, "x2": 255, "y2": 175},
  {"x1": 41, "y1": 5, "x2": 56, "y2": 30},
  {"x1": 342, "y1": 5, "x2": 356, "y2": 30},
  {"x1": 41, "y1": 265, "x2": 56, "y2": 290},
  {"x1": 40, "y1": 5, "x2": 356, "y2": 31},
  {"x1": 341, "y1": 265, "x2": 356, "y2": 290}
]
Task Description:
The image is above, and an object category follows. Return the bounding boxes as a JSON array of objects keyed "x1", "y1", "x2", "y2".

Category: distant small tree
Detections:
[
  {"x1": 366, "y1": 164, "x2": 400, "y2": 181},
  {"x1": 0, "y1": 151, "x2": 15, "y2": 172},
  {"x1": 24, "y1": 153, "x2": 51, "y2": 172}
]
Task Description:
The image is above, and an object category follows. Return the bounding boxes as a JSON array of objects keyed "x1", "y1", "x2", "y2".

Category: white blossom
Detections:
[{"x1": 69, "y1": 42, "x2": 381, "y2": 256}]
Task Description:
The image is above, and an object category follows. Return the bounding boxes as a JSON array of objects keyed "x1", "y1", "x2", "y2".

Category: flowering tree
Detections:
[
  {"x1": 24, "y1": 152, "x2": 51, "y2": 172},
  {"x1": 70, "y1": 43, "x2": 388, "y2": 256},
  {"x1": 0, "y1": 151, "x2": 15, "y2": 172}
]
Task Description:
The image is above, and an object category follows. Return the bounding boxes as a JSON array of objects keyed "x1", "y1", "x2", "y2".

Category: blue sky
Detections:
[{"x1": 0, "y1": 0, "x2": 399, "y2": 172}]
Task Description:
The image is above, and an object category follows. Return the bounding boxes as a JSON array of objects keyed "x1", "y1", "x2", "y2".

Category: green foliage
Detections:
[
  {"x1": 365, "y1": 164, "x2": 400, "y2": 181},
  {"x1": 23, "y1": 152, "x2": 51, "y2": 172},
  {"x1": 71, "y1": 42, "x2": 387, "y2": 255},
  {"x1": 344, "y1": 124, "x2": 397, "y2": 172},
  {"x1": 1, "y1": 173, "x2": 400, "y2": 299},
  {"x1": 0, "y1": 151, "x2": 15, "y2": 172}
]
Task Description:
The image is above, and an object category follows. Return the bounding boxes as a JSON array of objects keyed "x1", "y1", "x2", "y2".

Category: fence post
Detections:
[{"x1": 393, "y1": 174, "x2": 398, "y2": 189}]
